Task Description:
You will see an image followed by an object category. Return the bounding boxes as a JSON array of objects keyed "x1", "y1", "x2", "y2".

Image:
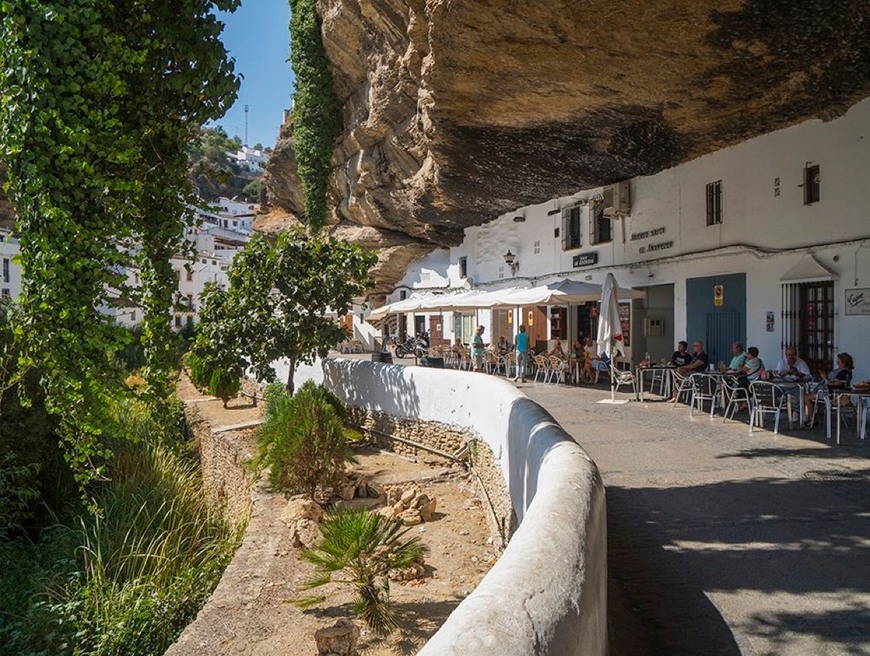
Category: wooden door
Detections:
[{"x1": 522, "y1": 306, "x2": 548, "y2": 351}]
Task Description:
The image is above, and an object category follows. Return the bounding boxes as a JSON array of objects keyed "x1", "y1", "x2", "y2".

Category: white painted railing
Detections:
[{"x1": 296, "y1": 358, "x2": 607, "y2": 655}]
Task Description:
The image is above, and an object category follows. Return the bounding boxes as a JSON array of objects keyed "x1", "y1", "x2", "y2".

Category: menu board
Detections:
[{"x1": 619, "y1": 303, "x2": 631, "y2": 347}]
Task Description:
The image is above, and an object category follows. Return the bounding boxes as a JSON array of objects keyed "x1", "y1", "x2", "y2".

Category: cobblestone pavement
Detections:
[{"x1": 518, "y1": 380, "x2": 870, "y2": 656}]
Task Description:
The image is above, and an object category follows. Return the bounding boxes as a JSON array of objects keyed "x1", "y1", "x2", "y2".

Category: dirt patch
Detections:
[{"x1": 170, "y1": 379, "x2": 499, "y2": 656}]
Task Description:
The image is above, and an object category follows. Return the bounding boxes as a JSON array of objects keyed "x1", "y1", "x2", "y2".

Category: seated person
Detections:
[
  {"x1": 670, "y1": 340, "x2": 708, "y2": 401},
  {"x1": 739, "y1": 346, "x2": 765, "y2": 385},
  {"x1": 676, "y1": 340, "x2": 708, "y2": 376},
  {"x1": 805, "y1": 352, "x2": 854, "y2": 423},
  {"x1": 547, "y1": 340, "x2": 566, "y2": 359},
  {"x1": 572, "y1": 339, "x2": 583, "y2": 357},
  {"x1": 773, "y1": 347, "x2": 811, "y2": 380},
  {"x1": 451, "y1": 337, "x2": 465, "y2": 355},
  {"x1": 727, "y1": 341, "x2": 747, "y2": 372},
  {"x1": 670, "y1": 341, "x2": 691, "y2": 367},
  {"x1": 495, "y1": 335, "x2": 511, "y2": 354}
]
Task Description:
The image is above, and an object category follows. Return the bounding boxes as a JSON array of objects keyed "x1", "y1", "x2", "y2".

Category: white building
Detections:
[
  {"x1": 227, "y1": 146, "x2": 268, "y2": 174},
  {"x1": 378, "y1": 97, "x2": 870, "y2": 380},
  {"x1": 0, "y1": 230, "x2": 21, "y2": 301},
  {"x1": 196, "y1": 197, "x2": 257, "y2": 234}
]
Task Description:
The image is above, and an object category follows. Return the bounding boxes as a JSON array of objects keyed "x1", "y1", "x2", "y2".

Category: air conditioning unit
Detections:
[{"x1": 603, "y1": 181, "x2": 631, "y2": 218}]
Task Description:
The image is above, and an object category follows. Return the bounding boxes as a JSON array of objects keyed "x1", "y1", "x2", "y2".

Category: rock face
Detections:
[{"x1": 262, "y1": 0, "x2": 870, "y2": 295}]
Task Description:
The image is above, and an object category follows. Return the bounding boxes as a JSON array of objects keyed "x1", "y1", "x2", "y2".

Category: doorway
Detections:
[
  {"x1": 686, "y1": 274, "x2": 746, "y2": 365},
  {"x1": 521, "y1": 306, "x2": 548, "y2": 352}
]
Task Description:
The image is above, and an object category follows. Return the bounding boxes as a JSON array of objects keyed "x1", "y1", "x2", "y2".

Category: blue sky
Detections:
[{"x1": 211, "y1": 1, "x2": 295, "y2": 149}]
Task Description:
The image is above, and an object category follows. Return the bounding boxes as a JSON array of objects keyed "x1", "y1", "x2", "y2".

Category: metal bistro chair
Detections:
[
  {"x1": 749, "y1": 381, "x2": 792, "y2": 434},
  {"x1": 721, "y1": 375, "x2": 750, "y2": 423},
  {"x1": 608, "y1": 360, "x2": 638, "y2": 397},
  {"x1": 505, "y1": 351, "x2": 517, "y2": 379},
  {"x1": 689, "y1": 373, "x2": 720, "y2": 418},
  {"x1": 533, "y1": 354, "x2": 551, "y2": 383},
  {"x1": 671, "y1": 370, "x2": 693, "y2": 408},
  {"x1": 549, "y1": 356, "x2": 570, "y2": 384}
]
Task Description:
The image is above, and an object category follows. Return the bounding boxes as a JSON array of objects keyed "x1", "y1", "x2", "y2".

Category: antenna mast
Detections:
[{"x1": 244, "y1": 104, "x2": 249, "y2": 146}]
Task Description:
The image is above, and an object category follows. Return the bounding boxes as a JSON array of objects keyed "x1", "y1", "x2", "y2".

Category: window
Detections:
[
  {"x1": 399, "y1": 290, "x2": 407, "y2": 301},
  {"x1": 590, "y1": 204, "x2": 611, "y2": 244},
  {"x1": 498, "y1": 265, "x2": 505, "y2": 280},
  {"x1": 131, "y1": 311, "x2": 136, "y2": 322},
  {"x1": 174, "y1": 314, "x2": 182, "y2": 328},
  {"x1": 186, "y1": 269, "x2": 193, "y2": 282},
  {"x1": 561, "y1": 206, "x2": 582, "y2": 250},
  {"x1": 186, "y1": 294, "x2": 193, "y2": 308},
  {"x1": 706, "y1": 180, "x2": 722, "y2": 225},
  {"x1": 1, "y1": 289, "x2": 9, "y2": 298},
  {"x1": 458, "y1": 257, "x2": 467, "y2": 279},
  {"x1": 804, "y1": 165, "x2": 820, "y2": 205},
  {"x1": 2, "y1": 258, "x2": 9, "y2": 283}
]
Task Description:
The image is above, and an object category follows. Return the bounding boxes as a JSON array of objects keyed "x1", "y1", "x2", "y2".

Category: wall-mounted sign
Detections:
[
  {"x1": 845, "y1": 288, "x2": 870, "y2": 315},
  {"x1": 572, "y1": 253, "x2": 598, "y2": 268},
  {"x1": 766, "y1": 311, "x2": 775, "y2": 332},
  {"x1": 713, "y1": 284, "x2": 724, "y2": 307}
]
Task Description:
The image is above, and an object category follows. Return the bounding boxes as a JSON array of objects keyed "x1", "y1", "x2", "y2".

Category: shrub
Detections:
[
  {"x1": 256, "y1": 380, "x2": 357, "y2": 499},
  {"x1": 297, "y1": 508, "x2": 427, "y2": 635},
  {"x1": 187, "y1": 350, "x2": 241, "y2": 407}
]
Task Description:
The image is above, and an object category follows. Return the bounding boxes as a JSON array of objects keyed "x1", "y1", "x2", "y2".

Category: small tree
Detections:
[
  {"x1": 188, "y1": 284, "x2": 244, "y2": 407},
  {"x1": 255, "y1": 381, "x2": 356, "y2": 498},
  {"x1": 297, "y1": 508, "x2": 427, "y2": 635},
  {"x1": 198, "y1": 228, "x2": 376, "y2": 394}
]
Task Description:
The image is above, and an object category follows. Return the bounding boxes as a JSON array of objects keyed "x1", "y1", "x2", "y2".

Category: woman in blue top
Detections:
[{"x1": 805, "y1": 352, "x2": 854, "y2": 423}]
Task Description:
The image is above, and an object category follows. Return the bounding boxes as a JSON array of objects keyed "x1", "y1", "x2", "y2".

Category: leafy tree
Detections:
[
  {"x1": 297, "y1": 508, "x2": 427, "y2": 635},
  {"x1": 242, "y1": 179, "x2": 261, "y2": 200},
  {"x1": 0, "y1": 1, "x2": 240, "y2": 488},
  {"x1": 187, "y1": 288, "x2": 244, "y2": 407},
  {"x1": 255, "y1": 380, "x2": 357, "y2": 498},
  {"x1": 196, "y1": 227, "x2": 375, "y2": 394}
]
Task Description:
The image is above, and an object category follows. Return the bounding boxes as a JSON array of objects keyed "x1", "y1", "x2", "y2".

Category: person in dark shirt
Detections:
[
  {"x1": 676, "y1": 340, "x2": 709, "y2": 377},
  {"x1": 670, "y1": 341, "x2": 691, "y2": 367}
]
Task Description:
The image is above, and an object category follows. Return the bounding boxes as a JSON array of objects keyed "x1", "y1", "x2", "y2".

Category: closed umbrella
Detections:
[{"x1": 597, "y1": 273, "x2": 625, "y2": 402}]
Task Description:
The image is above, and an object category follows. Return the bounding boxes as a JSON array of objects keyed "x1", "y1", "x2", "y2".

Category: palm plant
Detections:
[{"x1": 296, "y1": 508, "x2": 427, "y2": 635}]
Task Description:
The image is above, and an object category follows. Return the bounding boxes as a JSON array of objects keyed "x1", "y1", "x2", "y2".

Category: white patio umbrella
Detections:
[{"x1": 596, "y1": 273, "x2": 626, "y2": 402}]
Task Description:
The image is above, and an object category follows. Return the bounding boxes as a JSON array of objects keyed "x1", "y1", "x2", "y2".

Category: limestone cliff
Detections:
[{"x1": 260, "y1": 0, "x2": 870, "y2": 297}]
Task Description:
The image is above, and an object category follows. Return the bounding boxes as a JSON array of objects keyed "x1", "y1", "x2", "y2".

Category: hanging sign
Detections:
[
  {"x1": 845, "y1": 288, "x2": 870, "y2": 315},
  {"x1": 572, "y1": 253, "x2": 598, "y2": 268},
  {"x1": 713, "y1": 284, "x2": 724, "y2": 307}
]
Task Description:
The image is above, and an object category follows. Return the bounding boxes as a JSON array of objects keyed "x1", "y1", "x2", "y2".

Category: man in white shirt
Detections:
[{"x1": 773, "y1": 346, "x2": 811, "y2": 380}]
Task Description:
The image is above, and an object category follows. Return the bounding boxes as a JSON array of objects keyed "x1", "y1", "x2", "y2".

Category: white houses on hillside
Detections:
[{"x1": 380, "y1": 97, "x2": 870, "y2": 380}]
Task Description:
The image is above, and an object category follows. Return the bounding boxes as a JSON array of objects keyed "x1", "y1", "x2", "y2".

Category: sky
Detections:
[{"x1": 210, "y1": 1, "x2": 295, "y2": 149}]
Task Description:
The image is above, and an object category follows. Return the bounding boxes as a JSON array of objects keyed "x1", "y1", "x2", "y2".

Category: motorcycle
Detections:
[{"x1": 391, "y1": 335, "x2": 417, "y2": 359}]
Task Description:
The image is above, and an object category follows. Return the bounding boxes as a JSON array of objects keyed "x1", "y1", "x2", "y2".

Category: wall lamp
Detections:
[{"x1": 503, "y1": 250, "x2": 520, "y2": 277}]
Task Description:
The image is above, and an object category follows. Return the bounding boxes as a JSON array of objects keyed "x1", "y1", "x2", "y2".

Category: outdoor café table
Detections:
[
  {"x1": 833, "y1": 388, "x2": 870, "y2": 445},
  {"x1": 768, "y1": 377, "x2": 809, "y2": 427},
  {"x1": 636, "y1": 364, "x2": 674, "y2": 401}
]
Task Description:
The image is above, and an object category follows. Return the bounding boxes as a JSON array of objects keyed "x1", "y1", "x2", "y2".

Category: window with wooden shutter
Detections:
[{"x1": 561, "y1": 206, "x2": 582, "y2": 251}]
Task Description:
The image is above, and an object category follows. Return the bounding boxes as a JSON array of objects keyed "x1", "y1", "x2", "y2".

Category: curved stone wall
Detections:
[{"x1": 308, "y1": 358, "x2": 607, "y2": 655}]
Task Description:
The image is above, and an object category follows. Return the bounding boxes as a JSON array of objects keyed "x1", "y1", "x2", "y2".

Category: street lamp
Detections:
[{"x1": 503, "y1": 250, "x2": 519, "y2": 277}]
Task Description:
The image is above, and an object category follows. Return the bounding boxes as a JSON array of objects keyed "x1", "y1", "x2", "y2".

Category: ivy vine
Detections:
[
  {"x1": 0, "y1": 0, "x2": 240, "y2": 490},
  {"x1": 289, "y1": 0, "x2": 341, "y2": 230}
]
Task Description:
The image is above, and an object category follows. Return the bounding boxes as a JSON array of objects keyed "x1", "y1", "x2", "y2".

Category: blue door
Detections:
[{"x1": 686, "y1": 273, "x2": 746, "y2": 365}]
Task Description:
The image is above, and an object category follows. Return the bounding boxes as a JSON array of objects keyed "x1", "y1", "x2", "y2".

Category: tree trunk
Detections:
[{"x1": 286, "y1": 356, "x2": 296, "y2": 396}]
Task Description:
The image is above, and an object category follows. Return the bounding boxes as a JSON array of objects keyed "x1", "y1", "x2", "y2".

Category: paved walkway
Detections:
[{"x1": 519, "y1": 380, "x2": 870, "y2": 656}]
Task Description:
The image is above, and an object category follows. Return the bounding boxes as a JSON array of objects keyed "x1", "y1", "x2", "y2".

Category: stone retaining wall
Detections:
[
  {"x1": 185, "y1": 405, "x2": 256, "y2": 527},
  {"x1": 299, "y1": 358, "x2": 607, "y2": 656}
]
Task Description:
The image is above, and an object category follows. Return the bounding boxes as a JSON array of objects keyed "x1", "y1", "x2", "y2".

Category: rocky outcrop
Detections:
[{"x1": 263, "y1": 0, "x2": 870, "y2": 295}]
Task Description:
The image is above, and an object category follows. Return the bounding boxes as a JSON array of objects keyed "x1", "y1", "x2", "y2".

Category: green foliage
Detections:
[
  {"x1": 0, "y1": 418, "x2": 240, "y2": 656},
  {"x1": 0, "y1": 1, "x2": 240, "y2": 490},
  {"x1": 288, "y1": 0, "x2": 341, "y2": 229},
  {"x1": 188, "y1": 126, "x2": 259, "y2": 201},
  {"x1": 195, "y1": 227, "x2": 376, "y2": 394},
  {"x1": 256, "y1": 380, "x2": 357, "y2": 499},
  {"x1": 297, "y1": 508, "x2": 427, "y2": 635},
  {"x1": 242, "y1": 179, "x2": 261, "y2": 200},
  {"x1": 0, "y1": 454, "x2": 40, "y2": 539},
  {"x1": 187, "y1": 285, "x2": 244, "y2": 406}
]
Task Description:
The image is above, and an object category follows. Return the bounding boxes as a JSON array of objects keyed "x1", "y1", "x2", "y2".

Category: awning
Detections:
[
  {"x1": 779, "y1": 255, "x2": 838, "y2": 283},
  {"x1": 494, "y1": 278, "x2": 645, "y2": 307}
]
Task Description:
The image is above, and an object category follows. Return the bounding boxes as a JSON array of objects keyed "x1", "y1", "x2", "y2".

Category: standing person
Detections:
[
  {"x1": 514, "y1": 325, "x2": 529, "y2": 382},
  {"x1": 472, "y1": 325, "x2": 486, "y2": 372}
]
